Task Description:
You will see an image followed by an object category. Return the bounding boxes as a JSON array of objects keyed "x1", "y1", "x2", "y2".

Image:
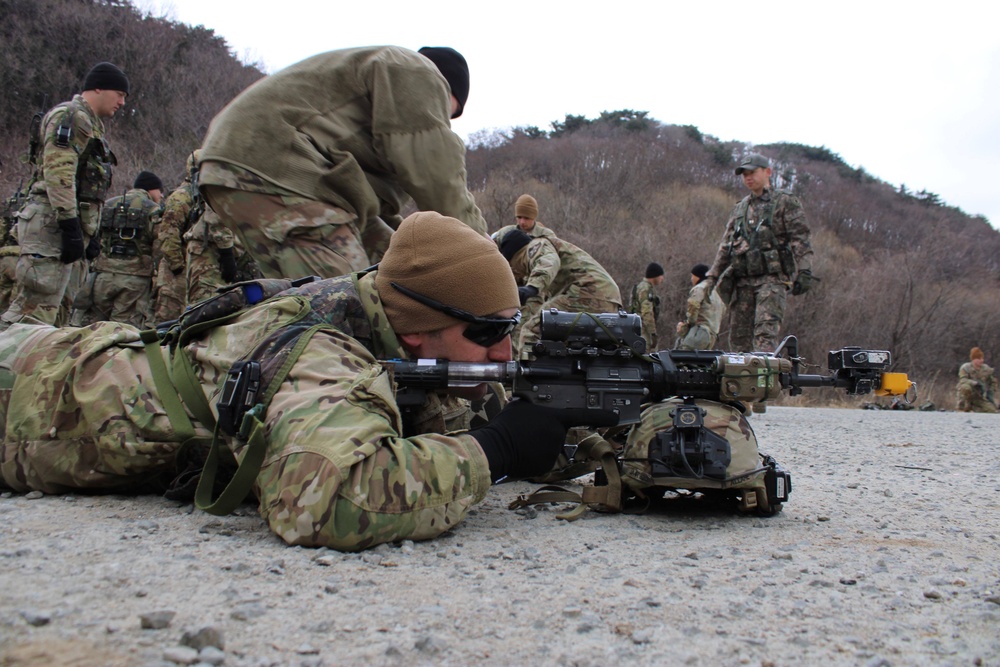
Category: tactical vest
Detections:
[
  {"x1": 630, "y1": 281, "x2": 661, "y2": 320},
  {"x1": 728, "y1": 193, "x2": 796, "y2": 279},
  {"x1": 99, "y1": 191, "x2": 157, "y2": 259},
  {"x1": 40, "y1": 103, "x2": 117, "y2": 204}
]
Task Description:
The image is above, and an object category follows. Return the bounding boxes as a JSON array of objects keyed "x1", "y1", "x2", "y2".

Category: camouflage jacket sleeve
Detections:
[
  {"x1": 156, "y1": 189, "x2": 191, "y2": 273},
  {"x1": 204, "y1": 208, "x2": 235, "y2": 250},
  {"x1": 523, "y1": 239, "x2": 561, "y2": 293},
  {"x1": 685, "y1": 281, "x2": 706, "y2": 326},
  {"x1": 39, "y1": 100, "x2": 100, "y2": 219},
  {"x1": 774, "y1": 192, "x2": 813, "y2": 273},
  {"x1": 707, "y1": 206, "x2": 740, "y2": 279}
]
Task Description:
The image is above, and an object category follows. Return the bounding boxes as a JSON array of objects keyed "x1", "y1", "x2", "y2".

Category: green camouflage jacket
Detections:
[{"x1": 511, "y1": 236, "x2": 621, "y2": 305}]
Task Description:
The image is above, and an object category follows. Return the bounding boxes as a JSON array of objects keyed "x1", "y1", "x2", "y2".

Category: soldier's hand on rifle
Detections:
[
  {"x1": 470, "y1": 398, "x2": 618, "y2": 483},
  {"x1": 57, "y1": 217, "x2": 85, "y2": 264},
  {"x1": 517, "y1": 285, "x2": 538, "y2": 305},
  {"x1": 218, "y1": 247, "x2": 238, "y2": 283},
  {"x1": 85, "y1": 234, "x2": 101, "y2": 261},
  {"x1": 791, "y1": 269, "x2": 818, "y2": 295}
]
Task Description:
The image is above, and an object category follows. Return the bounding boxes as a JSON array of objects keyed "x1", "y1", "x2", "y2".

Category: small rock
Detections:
[
  {"x1": 817, "y1": 516, "x2": 831, "y2": 522},
  {"x1": 631, "y1": 629, "x2": 654, "y2": 644},
  {"x1": 163, "y1": 645, "x2": 200, "y2": 665},
  {"x1": 415, "y1": 634, "x2": 447, "y2": 654},
  {"x1": 140, "y1": 610, "x2": 176, "y2": 629},
  {"x1": 24, "y1": 491, "x2": 44, "y2": 500},
  {"x1": 230, "y1": 602, "x2": 267, "y2": 621},
  {"x1": 985, "y1": 596, "x2": 1000, "y2": 606},
  {"x1": 20, "y1": 610, "x2": 50, "y2": 626},
  {"x1": 181, "y1": 624, "x2": 225, "y2": 650},
  {"x1": 923, "y1": 590, "x2": 943, "y2": 600},
  {"x1": 839, "y1": 578, "x2": 858, "y2": 586},
  {"x1": 198, "y1": 646, "x2": 226, "y2": 666},
  {"x1": 295, "y1": 643, "x2": 320, "y2": 655}
]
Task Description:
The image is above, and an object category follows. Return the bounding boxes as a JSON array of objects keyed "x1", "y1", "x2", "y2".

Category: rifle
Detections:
[{"x1": 385, "y1": 310, "x2": 915, "y2": 424}]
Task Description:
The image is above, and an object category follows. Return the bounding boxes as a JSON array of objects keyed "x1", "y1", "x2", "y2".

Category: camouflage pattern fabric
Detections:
[
  {"x1": 0, "y1": 272, "x2": 491, "y2": 551},
  {"x1": 509, "y1": 236, "x2": 622, "y2": 358},
  {"x1": 2, "y1": 96, "x2": 113, "y2": 327},
  {"x1": 956, "y1": 361, "x2": 999, "y2": 413},
  {"x1": 630, "y1": 279, "x2": 660, "y2": 350},
  {"x1": 620, "y1": 398, "x2": 766, "y2": 496},
  {"x1": 677, "y1": 279, "x2": 723, "y2": 351},
  {"x1": 71, "y1": 188, "x2": 162, "y2": 328},
  {"x1": 708, "y1": 188, "x2": 812, "y2": 353},
  {"x1": 201, "y1": 178, "x2": 370, "y2": 280},
  {"x1": 492, "y1": 221, "x2": 555, "y2": 241},
  {"x1": 0, "y1": 252, "x2": 17, "y2": 314},
  {"x1": 151, "y1": 259, "x2": 185, "y2": 323},
  {"x1": 184, "y1": 207, "x2": 235, "y2": 305}
]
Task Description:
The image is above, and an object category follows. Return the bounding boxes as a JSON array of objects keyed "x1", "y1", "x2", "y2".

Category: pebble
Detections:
[
  {"x1": 181, "y1": 624, "x2": 224, "y2": 650},
  {"x1": 162, "y1": 646, "x2": 199, "y2": 665},
  {"x1": 198, "y1": 646, "x2": 225, "y2": 666},
  {"x1": 24, "y1": 491, "x2": 44, "y2": 500},
  {"x1": 140, "y1": 610, "x2": 176, "y2": 629},
  {"x1": 20, "y1": 609, "x2": 50, "y2": 626}
]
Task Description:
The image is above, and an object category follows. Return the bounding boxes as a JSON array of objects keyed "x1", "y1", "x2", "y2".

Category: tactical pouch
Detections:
[
  {"x1": 762, "y1": 249, "x2": 782, "y2": 275},
  {"x1": 744, "y1": 249, "x2": 766, "y2": 277},
  {"x1": 778, "y1": 247, "x2": 796, "y2": 275}
]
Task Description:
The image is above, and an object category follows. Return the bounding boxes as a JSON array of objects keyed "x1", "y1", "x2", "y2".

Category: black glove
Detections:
[
  {"x1": 57, "y1": 217, "x2": 85, "y2": 264},
  {"x1": 218, "y1": 247, "x2": 238, "y2": 283},
  {"x1": 517, "y1": 285, "x2": 539, "y2": 305},
  {"x1": 470, "y1": 399, "x2": 619, "y2": 483},
  {"x1": 791, "y1": 269, "x2": 818, "y2": 296},
  {"x1": 84, "y1": 234, "x2": 101, "y2": 261}
]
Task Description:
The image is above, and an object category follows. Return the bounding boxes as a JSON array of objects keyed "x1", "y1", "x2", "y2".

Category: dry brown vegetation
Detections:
[{"x1": 2, "y1": 1, "x2": 997, "y2": 410}]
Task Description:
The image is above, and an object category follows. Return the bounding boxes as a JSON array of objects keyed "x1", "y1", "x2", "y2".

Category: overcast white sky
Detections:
[{"x1": 151, "y1": 0, "x2": 1000, "y2": 227}]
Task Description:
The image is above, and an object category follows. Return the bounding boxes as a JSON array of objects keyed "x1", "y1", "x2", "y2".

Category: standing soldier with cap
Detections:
[
  {"x1": 704, "y1": 153, "x2": 815, "y2": 354},
  {"x1": 198, "y1": 46, "x2": 487, "y2": 280},
  {"x1": 1, "y1": 62, "x2": 128, "y2": 328},
  {"x1": 71, "y1": 171, "x2": 164, "y2": 328},
  {"x1": 676, "y1": 263, "x2": 724, "y2": 350},
  {"x1": 630, "y1": 262, "x2": 664, "y2": 350}
]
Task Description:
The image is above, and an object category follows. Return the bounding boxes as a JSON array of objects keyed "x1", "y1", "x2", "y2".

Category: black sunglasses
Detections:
[{"x1": 390, "y1": 282, "x2": 521, "y2": 348}]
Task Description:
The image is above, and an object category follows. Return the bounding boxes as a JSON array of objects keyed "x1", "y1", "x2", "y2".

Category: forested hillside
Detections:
[
  {"x1": 466, "y1": 117, "x2": 1000, "y2": 406},
  {"x1": 2, "y1": 0, "x2": 997, "y2": 407}
]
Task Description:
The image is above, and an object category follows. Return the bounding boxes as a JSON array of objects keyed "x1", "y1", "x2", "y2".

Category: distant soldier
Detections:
[
  {"x1": 154, "y1": 152, "x2": 200, "y2": 321},
  {"x1": 630, "y1": 262, "x2": 664, "y2": 350},
  {"x1": 71, "y1": 171, "x2": 164, "y2": 327},
  {"x1": 2, "y1": 62, "x2": 128, "y2": 328},
  {"x1": 0, "y1": 185, "x2": 27, "y2": 313},
  {"x1": 491, "y1": 194, "x2": 556, "y2": 242},
  {"x1": 198, "y1": 46, "x2": 486, "y2": 279},
  {"x1": 676, "y1": 263, "x2": 724, "y2": 351},
  {"x1": 705, "y1": 153, "x2": 815, "y2": 353},
  {"x1": 498, "y1": 228, "x2": 622, "y2": 359},
  {"x1": 956, "y1": 347, "x2": 998, "y2": 413}
]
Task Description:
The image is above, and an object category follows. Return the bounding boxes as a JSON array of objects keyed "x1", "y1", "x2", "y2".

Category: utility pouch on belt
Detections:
[{"x1": 217, "y1": 360, "x2": 261, "y2": 437}]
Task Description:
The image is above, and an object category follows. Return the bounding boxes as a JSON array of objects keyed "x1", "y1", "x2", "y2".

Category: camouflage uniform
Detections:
[
  {"x1": 956, "y1": 361, "x2": 998, "y2": 413},
  {"x1": 676, "y1": 280, "x2": 724, "y2": 350},
  {"x1": 0, "y1": 190, "x2": 24, "y2": 313},
  {"x1": 198, "y1": 46, "x2": 487, "y2": 279},
  {"x1": 151, "y1": 178, "x2": 193, "y2": 323},
  {"x1": 509, "y1": 236, "x2": 622, "y2": 357},
  {"x1": 183, "y1": 207, "x2": 236, "y2": 305},
  {"x1": 707, "y1": 188, "x2": 812, "y2": 352},
  {"x1": 629, "y1": 279, "x2": 661, "y2": 350},
  {"x1": 492, "y1": 221, "x2": 555, "y2": 242},
  {"x1": 0, "y1": 272, "x2": 491, "y2": 551},
  {"x1": 70, "y1": 188, "x2": 161, "y2": 328},
  {"x1": 2, "y1": 95, "x2": 115, "y2": 327}
]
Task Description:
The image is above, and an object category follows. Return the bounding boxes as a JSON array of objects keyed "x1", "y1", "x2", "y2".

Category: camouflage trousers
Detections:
[
  {"x1": 202, "y1": 186, "x2": 395, "y2": 280},
  {"x1": 0, "y1": 310, "x2": 490, "y2": 551},
  {"x1": 70, "y1": 270, "x2": 152, "y2": 328},
  {"x1": 726, "y1": 278, "x2": 787, "y2": 353},
  {"x1": 2, "y1": 254, "x2": 89, "y2": 327},
  {"x1": 185, "y1": 241, "x2": 226, "y2": 306},
  {"x1": 676, "y1": 324, "x2": 717, "y2": 351},
  {"x1": 518, "y1": 292, "x2": 623, "y2": 359},
  {"x1": 956, "y1": 384, "x2": 998, "y2": 413},
  {"x1": 152, "y1": 259, "x2": 185, "y2": 323}
]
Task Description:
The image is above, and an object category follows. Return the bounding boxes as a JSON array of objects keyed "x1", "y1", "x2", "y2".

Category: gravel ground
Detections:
[{"x1": 1, "y1": 406, "x2": 999, "y2": 667}]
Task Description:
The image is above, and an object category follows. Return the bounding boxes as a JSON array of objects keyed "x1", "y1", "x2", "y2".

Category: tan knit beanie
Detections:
[
  {"x1": 376, "y1": 211, "x2": 519, "y2": 334},
  {"x1": 971, "y1": 346, "x2": 985, "y2": 361},
  {"x1": 515, "y1": 194, "x2": 538, "y2": 220}
]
